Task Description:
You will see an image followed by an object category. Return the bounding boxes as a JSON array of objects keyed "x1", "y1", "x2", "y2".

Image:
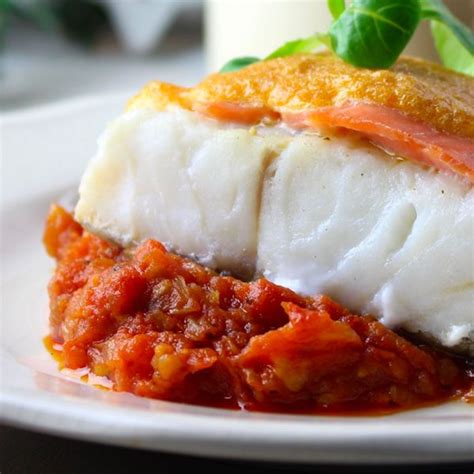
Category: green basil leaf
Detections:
[
  {"x1": 420, "y1": 0, "x2": 474, "y2": 55},
  {"x1": 329, "y1": 0, "x2": 421, "y2": 68},
  {"x1": 327, "y1": 0, "x2": 346, "y2": 20},
  {"x1": 266, "y1": 33, "x2": 330, "y2": 60},
  {"x1": 430, "y1": 20, "x2": 474, "y2": 76},
  {"x1": 220, "y1": 56, "x2": 260, "y2": 73}
]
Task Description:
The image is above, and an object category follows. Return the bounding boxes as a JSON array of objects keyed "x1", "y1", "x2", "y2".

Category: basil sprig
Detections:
[
  {"x1": 220, "y1": 0, "x2": 474, "y2": 76},
  {"x1": 266, "y1": 33, "x2": 331, "y2": 60},
  {"x1": 220, "y1": 34, "x2": 330, "y2": 73},
  {"x1": 420, "y1": 0, "x2": 474, "y2": 54},
  {"x1": 329, "y1": 0, "x2": 421, "y2": 68},
  {"x1": 327, "y1": 0, "x2": 346, "y2": 20},
  {"x1": 430, "y1": 21, "x2": 474, "y2": 76},
  {"x1": 220, "y1": 56, "x2": 260, "y2": 73}
]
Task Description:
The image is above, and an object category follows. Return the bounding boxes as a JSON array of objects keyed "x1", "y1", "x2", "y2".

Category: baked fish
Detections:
[{"x1": 75, "y1": 53, "x2": 474, "y2": 354}]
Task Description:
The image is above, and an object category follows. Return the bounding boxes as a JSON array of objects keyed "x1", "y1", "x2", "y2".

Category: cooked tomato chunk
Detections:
[{"x1": 44, "y1": 205, "x2": 471, "y2": 412}]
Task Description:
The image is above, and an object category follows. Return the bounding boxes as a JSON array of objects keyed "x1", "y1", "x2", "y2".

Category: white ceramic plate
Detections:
[{"x1": 1, "y1": 97, "x2": 473, "y2": 464}]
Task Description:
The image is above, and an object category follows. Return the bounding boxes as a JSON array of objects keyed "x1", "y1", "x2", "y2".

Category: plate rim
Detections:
[{"x1": 2, "y1": 382, "x2": 474, "y2": 464}]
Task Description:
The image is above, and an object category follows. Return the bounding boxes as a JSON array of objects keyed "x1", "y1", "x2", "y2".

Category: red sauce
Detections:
[{"x1": 43, "y1": 204, "x2": 473, "y2": 414}]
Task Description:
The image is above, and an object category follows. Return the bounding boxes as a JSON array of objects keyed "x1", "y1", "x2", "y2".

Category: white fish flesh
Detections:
[{"x1": 75, "y1": 108, "x2": 474, "y2": 353}]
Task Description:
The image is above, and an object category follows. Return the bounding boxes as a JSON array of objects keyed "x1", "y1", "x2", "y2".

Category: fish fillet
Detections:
[{"x1": 75, "y1": 107, "x2": 474, "y2": 353}]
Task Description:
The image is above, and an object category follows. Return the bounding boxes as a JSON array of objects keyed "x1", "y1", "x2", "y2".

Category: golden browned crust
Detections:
[{"x1": 127, "y1": 52, "x2": 474, "y2": 139}]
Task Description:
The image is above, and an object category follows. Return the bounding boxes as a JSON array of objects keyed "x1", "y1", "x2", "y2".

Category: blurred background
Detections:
[{"x1": 0, "y1": 0, "x2": 472, "y2": 112}]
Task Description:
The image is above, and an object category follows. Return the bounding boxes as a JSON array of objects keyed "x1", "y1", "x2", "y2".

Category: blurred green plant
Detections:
[
  {"x1": 0, "y1": 0, "x2": 109, "y2": 49},
  {"x1": 0, "y1": 0, "x2": 57, "y2": 47}
]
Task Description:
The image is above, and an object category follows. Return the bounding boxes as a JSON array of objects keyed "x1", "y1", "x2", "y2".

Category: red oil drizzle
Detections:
[{"x1": 44, "y1": 336, "x2": 112, "y2": 391}]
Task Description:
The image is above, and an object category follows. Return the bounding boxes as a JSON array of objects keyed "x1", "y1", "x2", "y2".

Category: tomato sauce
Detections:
[{"x1": 43, "y1": 204, "x2": 472, "y2": 414}]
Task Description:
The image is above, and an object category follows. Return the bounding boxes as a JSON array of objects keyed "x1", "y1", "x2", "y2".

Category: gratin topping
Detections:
[{"x1": 128, "y1": 53, "x2": 474, "y2": 140}]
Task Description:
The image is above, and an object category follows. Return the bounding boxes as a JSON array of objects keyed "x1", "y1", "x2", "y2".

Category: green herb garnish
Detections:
[
  {"x1": 220, "y1": 0, "x2": 474, "y2": 76},
  {"x1": 221, "y1": 34, "x2": 330, "y2": 72},
  {"x1": 420, "y1": 0, "x2": 474, "y2": 54},
  {"x1": 265, "y1": 33, "x2": 331, "y2": 60},
  {"x1": 430, "y1": 21, "x2": 474, "y2": 76},
  {"x1": 327, "y1": 0, "x2": 346, "y2": 20},
  {"x1": 329, "y1": 0, "x2": 421, "y2": 69},
  {"x1": 219, "y1": 56, "x2": 260, "y2": 73}
]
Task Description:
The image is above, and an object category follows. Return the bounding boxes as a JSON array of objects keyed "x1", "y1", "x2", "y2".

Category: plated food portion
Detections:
[
  {"x1": 45, "y1": 52, "x2": 473, "y2": 414},
  {"x1": 45, "y1": 204, "x2": 470, "y2": 411}
]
